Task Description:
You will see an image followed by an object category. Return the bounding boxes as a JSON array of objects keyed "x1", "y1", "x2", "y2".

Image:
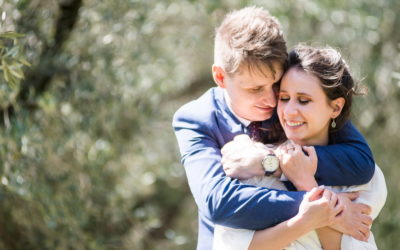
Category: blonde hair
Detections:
[{"x1": 214, "y1": 6, "x2": 287, "y2": 76}]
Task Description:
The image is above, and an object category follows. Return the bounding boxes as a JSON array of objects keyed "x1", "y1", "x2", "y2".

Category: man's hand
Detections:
[
  {"x1": 330, "y1": 192, "x2": 373, "y2": 242},
  {"x1": 275, "y1": 141, "x2": 318, "y2": 191},
  {"x1": 221, "y1": 134, "x2": 269, "y2": 179}
]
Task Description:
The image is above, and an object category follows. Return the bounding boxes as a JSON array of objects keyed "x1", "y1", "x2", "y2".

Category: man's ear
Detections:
[
  {"x1": 330, "y1": 97, "x2": 345, "y2": 118},
  {"x1": 212, "y1": 65, "x2": 226, "y2": 88}
]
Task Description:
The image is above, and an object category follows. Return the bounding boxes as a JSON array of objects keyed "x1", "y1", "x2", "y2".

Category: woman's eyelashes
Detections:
[
  {"x1": 279, "y1": 96, "x2": 289, "y2": 102},
  {"x1": 278, "y1": 94, "x2": 311, "y2": 104},
  {"x1": 278, "y1": 93, "x2": 289, "y2": 101},
  {"x1": 298, "y1": 97, "x2": 311, "y2": 104}
]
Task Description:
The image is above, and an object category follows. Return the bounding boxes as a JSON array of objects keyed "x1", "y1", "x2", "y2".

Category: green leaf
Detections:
[
  {"x1": 2, "y1": 61, "x2": 10, "y2": 83},
  {"x1": 9, "y1": 66, "x2": 24, "y2": 79},
  {"x1": 0, "y1": 31, "x2": 25, "y2": 39},
  {"x1": 5, "y1": 47, "x2": 19, "y2": 58},
  {"x1": 18, "y1": 58, "x2": 31, "y2": 67}
]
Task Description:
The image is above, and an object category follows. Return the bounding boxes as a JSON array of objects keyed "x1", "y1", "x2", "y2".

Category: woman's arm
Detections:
[
  {"x1": 277, "y1": 144, "x2": 373, "y2": 246},
  {"x1": 249, "y1": 188, "x2": 342, "y2": 250}
]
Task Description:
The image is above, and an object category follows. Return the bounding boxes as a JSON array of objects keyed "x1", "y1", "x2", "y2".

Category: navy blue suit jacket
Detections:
[{"x1": 172, "y1": 87, "x2": 375, "y2": 250}]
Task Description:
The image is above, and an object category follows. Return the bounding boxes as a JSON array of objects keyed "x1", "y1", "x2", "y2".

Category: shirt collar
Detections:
[{"x1": 224, "y1": 90, "x2": 251, "y2": 127}]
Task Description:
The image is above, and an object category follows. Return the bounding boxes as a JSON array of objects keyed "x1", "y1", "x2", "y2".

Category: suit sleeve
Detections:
[
  {"x1": 314, "y1": 121, "x2": 375, "y2": 186},
  {"x1": 172, "y1": 109, "x2": 305, "y2": 230}
]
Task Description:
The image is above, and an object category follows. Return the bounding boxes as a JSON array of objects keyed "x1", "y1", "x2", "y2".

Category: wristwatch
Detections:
[{"x1": 262, "y1": 153, "x2": 279, "y2": 176}]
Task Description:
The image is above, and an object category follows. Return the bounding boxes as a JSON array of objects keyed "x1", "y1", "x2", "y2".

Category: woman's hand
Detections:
[
  {"x1": 275, "y1": 140, "x2": 318, "y2": 191},
  {"x1": 294, "y1": 187, "x2": 343, "y2": 231}
]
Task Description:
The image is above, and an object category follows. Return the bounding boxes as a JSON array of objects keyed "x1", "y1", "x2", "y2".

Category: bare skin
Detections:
[
  {"x1": 249, "y1": 188, "x2": 343, "y2": 250},
  {"x1": 276, "y1": 140, "x2": 373, "y2": 244}
]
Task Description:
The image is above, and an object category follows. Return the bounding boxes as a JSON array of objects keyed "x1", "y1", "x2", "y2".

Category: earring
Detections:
[{"x1": 331, "y1": 119, "x2": 336, "y2": 128}]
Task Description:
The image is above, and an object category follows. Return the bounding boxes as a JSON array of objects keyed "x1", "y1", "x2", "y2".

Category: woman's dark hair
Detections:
[
  {"x1": 260, "y1": 110, "x2": 286, "y2": 144},
  {"x1": 287, "y1": 44, "x2": 366, "y2": 132}
]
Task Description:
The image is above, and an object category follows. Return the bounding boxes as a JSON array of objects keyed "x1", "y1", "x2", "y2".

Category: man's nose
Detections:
[{"x1": 262, "y1": 89, "x2": 277, "y2": 107}]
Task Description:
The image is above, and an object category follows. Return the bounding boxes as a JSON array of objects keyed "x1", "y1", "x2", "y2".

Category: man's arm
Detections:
[
  {"x1": 314, "y1": 121, "x2": 375, "y2": 186},
  {"x1": 173, "y1": 109, "x2": 305, "y2": 230},
  {"x1": 221, "y1": 121, "x2": 374, "y2": 186}
]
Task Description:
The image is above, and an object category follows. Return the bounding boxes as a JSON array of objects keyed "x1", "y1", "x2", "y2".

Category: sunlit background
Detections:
[{"x1": 0, "y1": 0, "x2": 399, "y2": 249}]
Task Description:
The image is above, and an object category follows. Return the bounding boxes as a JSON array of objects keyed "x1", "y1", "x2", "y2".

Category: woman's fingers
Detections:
[
  {"x1": 333, "y1": 194, "x2": 345, "y2": 216},
  {"x1": 302, "y1": 145, "x2": 316, "y2": 158},
  {"x1": 306, "y1": 187, "x2": 324, "y2": 201},
  {"x1": 329, "y1": 192, "x2": 338, "y2": 207},
  {"x1": 321, "y1": 188, "x2": 332, "y2": 202}
]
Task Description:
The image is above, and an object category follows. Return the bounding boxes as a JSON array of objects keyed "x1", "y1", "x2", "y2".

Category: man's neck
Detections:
[{"x1": 223, "y1": 90, "x2": 251, "y2": 127}]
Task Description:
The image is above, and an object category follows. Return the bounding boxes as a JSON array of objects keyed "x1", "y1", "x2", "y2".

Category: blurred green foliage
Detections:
[
  {"x1": 0, "y1": 31, "x2": 29, "y2": 110},
  {"x1": 0, "y1": 0, "x2": 398, "y2": 249}
]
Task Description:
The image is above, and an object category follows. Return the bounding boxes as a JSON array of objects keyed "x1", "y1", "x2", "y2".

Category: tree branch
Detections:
[{"x1": 0, "y1": 0, "x2": 83, "y2": 125}]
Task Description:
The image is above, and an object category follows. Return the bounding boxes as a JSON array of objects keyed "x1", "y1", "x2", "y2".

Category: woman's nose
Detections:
[{"x1": 284, "y1": 101, "x2": 298, "y2": 116}]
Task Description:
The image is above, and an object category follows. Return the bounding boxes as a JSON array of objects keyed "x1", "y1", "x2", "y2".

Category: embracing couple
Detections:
[{"x1": 173, "y1": 6, "x2": 387, "y2": 250}]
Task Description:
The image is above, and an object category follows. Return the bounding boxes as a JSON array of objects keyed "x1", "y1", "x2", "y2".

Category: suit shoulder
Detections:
[{"x1": 173, "y1": 88, "x2": 221, "y2": 126}]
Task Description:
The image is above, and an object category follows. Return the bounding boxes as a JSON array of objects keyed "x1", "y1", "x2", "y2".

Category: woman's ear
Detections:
[
  {"x1": 330, "y1": 97, "x2": 345, "y2": 119},
  {"x1": 212, "y1": 65, "x2": 226, "y2": 88}
]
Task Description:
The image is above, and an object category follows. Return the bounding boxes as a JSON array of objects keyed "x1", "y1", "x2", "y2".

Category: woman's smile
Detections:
[{"x1": 284, "y1": 120, "x2": 305, "y2": 128}]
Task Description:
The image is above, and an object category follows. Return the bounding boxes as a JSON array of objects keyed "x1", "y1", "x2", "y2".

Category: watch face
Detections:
[{"x1": 262, "y1": 154, "x2": 279, "y2": 172}]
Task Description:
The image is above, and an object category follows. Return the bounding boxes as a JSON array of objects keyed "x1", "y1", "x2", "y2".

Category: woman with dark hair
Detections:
[{"x1": 213, "y1": 45, "x2": 386, "y2": 250}]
